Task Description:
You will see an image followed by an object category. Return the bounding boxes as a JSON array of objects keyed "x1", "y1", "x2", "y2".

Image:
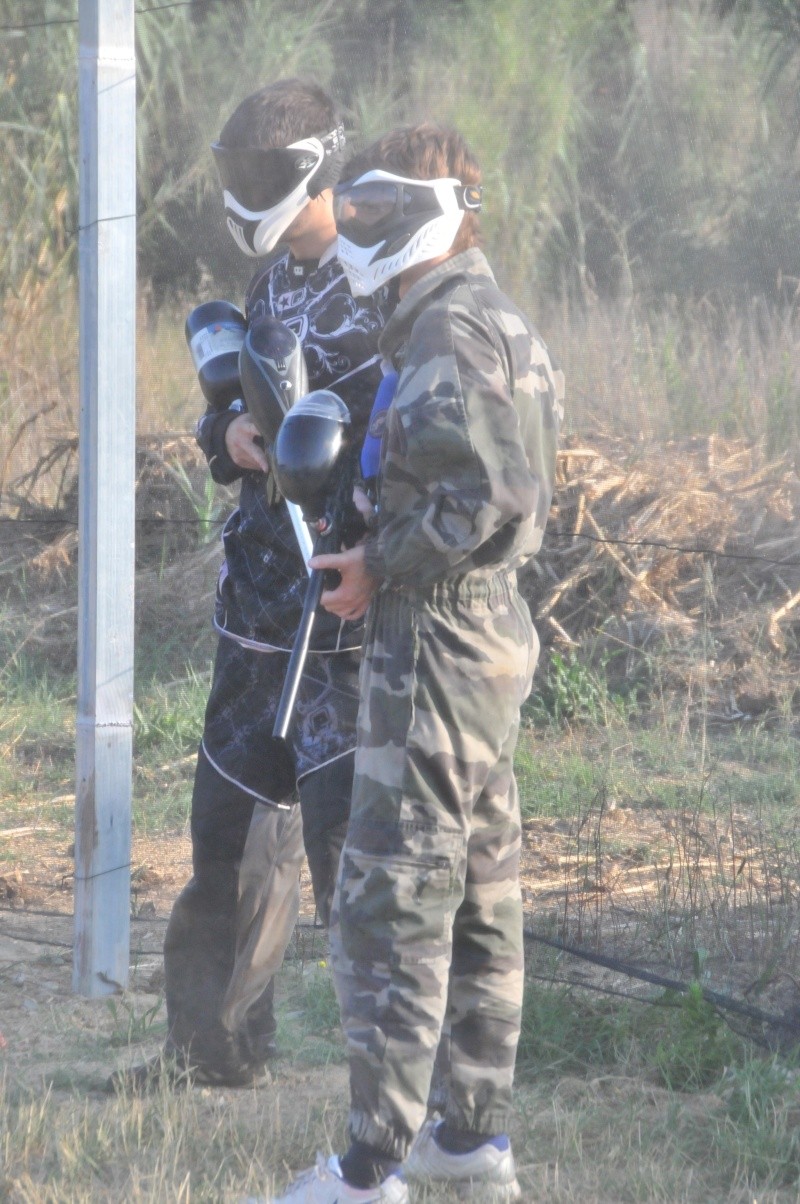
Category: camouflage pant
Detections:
[{"x1": 330, "y1": 572, "x2": 539, "y2": 1161}]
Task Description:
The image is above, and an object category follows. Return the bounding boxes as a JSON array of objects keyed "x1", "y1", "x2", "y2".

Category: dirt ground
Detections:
[
  {"x1": 3, "y1": 801, "x2": 800, "y2": 1096},
  {"x1": 0, "y1": 828, "x2": 325, "y2": 1093}
]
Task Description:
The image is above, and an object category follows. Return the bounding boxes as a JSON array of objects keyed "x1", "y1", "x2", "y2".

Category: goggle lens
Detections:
[
  {"x1": 212, "y1": 143, "x2": 322, "y2": 213},
  {"x1": 333, "y1": 181, "x2": 399, "y2": 229}
]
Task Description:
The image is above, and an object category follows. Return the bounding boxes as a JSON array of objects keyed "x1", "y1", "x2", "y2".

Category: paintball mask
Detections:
[
  {"x1": 333, "y1": 169, "x2": 482, "y2": 296},
  {"x1": 212, "y1": 124, "x2": 346, "y2": 257}
]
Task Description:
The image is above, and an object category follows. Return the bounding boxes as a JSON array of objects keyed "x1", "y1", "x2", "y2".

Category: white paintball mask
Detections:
[
  {"x1": 212, "y1": 125, "x2": 345, "y2": 258},
  {"x1": 333, "y1": 169, "x2": 482, "y2": 296}
]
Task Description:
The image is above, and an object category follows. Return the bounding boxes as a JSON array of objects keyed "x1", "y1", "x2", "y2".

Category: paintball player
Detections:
[
  {"x1": 265, "y1": 123, "x2": 564, "y2": 1203},
  {"x1": 122, "y1": 80, "x2": 387, "y2": 1090}
]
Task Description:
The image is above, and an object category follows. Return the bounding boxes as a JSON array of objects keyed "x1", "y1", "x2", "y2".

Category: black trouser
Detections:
[{"x1": 162, "y1": 745, "x2": 352, "y2": 1082}]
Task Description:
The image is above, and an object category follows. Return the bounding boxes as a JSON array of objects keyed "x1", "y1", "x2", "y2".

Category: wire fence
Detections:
[{"x1": 1, "y1": 513, "x2": 799, "y2": 571}]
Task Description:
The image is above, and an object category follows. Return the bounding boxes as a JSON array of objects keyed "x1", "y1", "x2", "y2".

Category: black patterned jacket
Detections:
[{"x1": 195, "y1": 247, "x2": 388, "y2": 651}]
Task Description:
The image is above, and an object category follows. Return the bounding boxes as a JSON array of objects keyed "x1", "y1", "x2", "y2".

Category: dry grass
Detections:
[
  {"x1": 0, "y1": 290, "x2": 200, "y2": 512},
  {"x1": 3, "y1": 425, "x2": 799, "y2": 692},
  {"x1": 538, "y1": 434, "x2": 800, "y2": 636},
  {"x1": 520, "y1": 432, "x2": 800, "y2": 725},
  {"x1": 2, "y1": 692, "x2": 800, "y2": 1199}
]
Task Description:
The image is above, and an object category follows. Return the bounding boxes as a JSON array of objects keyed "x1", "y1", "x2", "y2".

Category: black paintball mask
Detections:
[{"x1": 212, "y1": 123, "x2": 346, "y2": 257}]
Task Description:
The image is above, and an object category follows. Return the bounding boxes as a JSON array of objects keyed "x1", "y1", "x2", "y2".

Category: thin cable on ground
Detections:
[
  {"x1": 74, "y1": 861, "x2": 132, "y2": 883},
  {"x1": 77, "y1": 213, "x2": 137, "y2": 233},
  {"x1": 0, "y1": 905, "x2": 165, "y2": 923},
  {"x1": 0, "y1": 930, "x2": 71, "y2": 950},
  {"x1": 525, "y1": 970, "x2": 678, "y2": 1008},
  {"x1": 0, "y1": 16, "x2": 77, "y2": 32},
  {"x1": 523, "y1": 965, "x2": 775, "y2": 1052},
  {"x1": 547, "y1": 529, "x2": 800, "y2": 569},
  {"x1": 524, "y1": 928, "x2": 792, "y2": 1033},
  {"x1": 0, "y1": 905, "x2": 792, "y2": 1048}
]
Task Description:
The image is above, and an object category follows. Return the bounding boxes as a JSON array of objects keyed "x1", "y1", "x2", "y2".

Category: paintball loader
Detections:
[
  {"x1": 185, "y1": 301, "x2": 314, "y2": 564},
  {"x1": 270, "y1": 390, "x2": 354, "y2": 741}
]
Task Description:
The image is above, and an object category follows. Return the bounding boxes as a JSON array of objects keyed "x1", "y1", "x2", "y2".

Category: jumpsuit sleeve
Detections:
[{"x1": 363, "y1": 302, "x2": 541, "y2": 588}]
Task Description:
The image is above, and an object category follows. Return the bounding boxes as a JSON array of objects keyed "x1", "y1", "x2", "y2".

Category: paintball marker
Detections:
[
  {"x1": 186, "y1": 301, "x2": 355, "y2": 742},
  {"x1": 185, "y1": 301, "x2": 313, "y2": 565},
  {"x1": 270, "y1": 390, "x2": 354, "y2": 741}
]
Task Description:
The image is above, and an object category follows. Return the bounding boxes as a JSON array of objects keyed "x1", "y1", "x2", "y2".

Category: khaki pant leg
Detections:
[{"x1": 220, "y1": 802, "x2": 305, "y2": 1035}]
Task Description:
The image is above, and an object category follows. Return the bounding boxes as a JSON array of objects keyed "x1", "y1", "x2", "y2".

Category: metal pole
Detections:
[{"x1": 74, "y1": 0, "x2": 136, "y2": 996}]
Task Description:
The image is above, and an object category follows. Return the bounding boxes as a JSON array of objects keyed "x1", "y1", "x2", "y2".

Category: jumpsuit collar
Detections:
[{"x1": 378, "y1": 247, "x2": 495, "y2": 364}]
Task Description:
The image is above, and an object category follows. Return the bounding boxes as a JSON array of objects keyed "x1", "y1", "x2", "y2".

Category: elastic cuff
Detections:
[
  {"x1": 207, "y1": 410, "x2": 244, "y2": 484},
  {"x1": 443, "y1": 1105, "x2": 512, "y2": 1139},
  {"x1": 348, "y1": 1110, "x2": 412, "y2": 1163}
]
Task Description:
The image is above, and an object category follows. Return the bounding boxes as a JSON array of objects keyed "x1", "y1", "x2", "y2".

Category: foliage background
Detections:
[
  {"x1": 2, "y1": 0, "x2": 800, "y2": 468},
  {"x1": 1, "y1": 0, "x2": 800, "y2": 305},
  {"x1": 2, "y1": 0, "x2": 800, "y2": 306}
]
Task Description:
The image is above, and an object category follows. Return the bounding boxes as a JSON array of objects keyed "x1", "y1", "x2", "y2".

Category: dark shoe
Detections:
[
  {"x1": 105, "y1": 1052, "x2": 191, "y2": 1095},
  {"x1": 106, "y1": 1041, "x2": 277, "y2": 1094},
  {"x1": 191, "y1": 1047, "x2": 276, "y2": 1087},
  {"x1": 247, "y1": 1034, "x2": 280, "y2": 1066}
]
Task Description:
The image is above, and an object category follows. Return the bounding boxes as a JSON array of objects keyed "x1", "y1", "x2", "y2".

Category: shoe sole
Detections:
[{"x1": 408, "y1": 1172, "x2": 521, "y2": 1202}]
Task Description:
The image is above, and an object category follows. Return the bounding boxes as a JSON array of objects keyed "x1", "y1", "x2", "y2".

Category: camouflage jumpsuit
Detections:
[{"x1": 330, "y1": 248, "x2": 564, "y2": 1160}]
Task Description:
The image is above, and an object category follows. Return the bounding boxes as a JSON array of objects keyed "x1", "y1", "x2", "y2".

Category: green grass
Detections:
[
  {"x1": 5, "y1": 972, "x2": 800, "y2": 1201},
  {"x1": 277, "y1": 961, "x2": 347, "y2": 1068},
  {"x1": 105, "y1": 996, "x2": 167, "y2": 1050},
  {"x1": 1, "y1": 576, "x2": 799, "y2": 1199},
  {"x1": 518, "y1": 972, "x2": 752, "y2": 1092},
  {"x1": 0, "y1": 649, "x2": 209, "y2": 837},
  {"x1": 515, "y1": 969, "x2": 800, "y2": 1195},
  {"x1": 515, "y1": 700, "x2": 800, "y2": 823},
  {"x1": 0, "y1": 656, "x2": 75, "y2": 806}
]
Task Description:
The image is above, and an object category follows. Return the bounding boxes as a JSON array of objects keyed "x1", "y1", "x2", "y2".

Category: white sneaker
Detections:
[
  {"x1": 404, "y1": 1119, "x2": 522, "y2": 1201},
  {"x1": 253, "y1": 1154, "x2": 408, "y2": 1204}
]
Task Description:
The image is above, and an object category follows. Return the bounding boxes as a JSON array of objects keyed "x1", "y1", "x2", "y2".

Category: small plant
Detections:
[
  {"x1": 133, "y1": 669, "x2": 208, "y2": 757},
  {"x1": 765, "y1": 351, "x2": 799, "y2": 463},
  {"x1": 278, "y1": 962, "x2": 346, "y2": 1068},
  {"x1": 106, "y1": 995, "x2": 166, "y2": 1047},
  {"x1": 528, "y1": 649, "x2": 623, "y2": 726},
  {"x1": 516, "y1": 980, "x2": 626, "y2": 1080},
  {"x1": 300, "y1": 963, "x2": 340, "y2": 1035},
  {"x1": 651, "y1": 982, "x2": 742, "y2": 1092},
  {"x1": 717, "y1": 1057, "x2": 800, "y2": 1187},
  {"x1": 163, "y1": 459, "x2": 225, "y2": 544}
]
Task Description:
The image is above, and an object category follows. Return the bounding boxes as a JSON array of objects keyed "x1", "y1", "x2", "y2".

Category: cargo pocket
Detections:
[{"x1": 338, "y1": 847, "x2": 455, "y2": 968}]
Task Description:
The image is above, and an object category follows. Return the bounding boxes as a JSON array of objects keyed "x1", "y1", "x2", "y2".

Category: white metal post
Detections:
[{"x1": 74, "y1": 0, "x2": 136, "y2": 996}]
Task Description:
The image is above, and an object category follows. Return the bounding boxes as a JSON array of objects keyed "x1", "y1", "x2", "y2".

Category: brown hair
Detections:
[
  {"x1": 342, "y1": 123, "x2": 482, "y2": 253},
  {"x1": 219, "y1": 78, "x2": 341, "y2": 151}
]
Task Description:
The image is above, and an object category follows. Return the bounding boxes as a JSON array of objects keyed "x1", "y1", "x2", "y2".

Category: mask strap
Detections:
[
  {"x1": 457, "y1": 183, "x2": 483, "y2": 212},
  {"x1": 307, "y1": 124, "x2": 347, "y2": 198}
]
